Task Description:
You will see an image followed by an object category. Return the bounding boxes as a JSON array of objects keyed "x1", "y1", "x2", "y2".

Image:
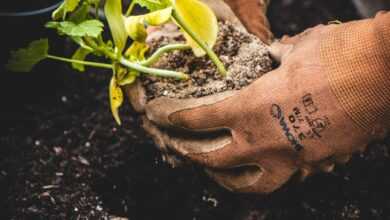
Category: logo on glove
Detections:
[{"x1": 271, "y1": 104, "x2": 304, "y2": 152}]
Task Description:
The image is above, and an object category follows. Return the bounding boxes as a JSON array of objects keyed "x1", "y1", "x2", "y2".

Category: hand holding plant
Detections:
[{"x1": 7, "y1": 0, "x2": 226, "y2": 124}]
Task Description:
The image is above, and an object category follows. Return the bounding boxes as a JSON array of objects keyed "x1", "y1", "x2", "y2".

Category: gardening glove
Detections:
[{"x1": 140, "y1": 12, "x2": 390, "y2": 194}]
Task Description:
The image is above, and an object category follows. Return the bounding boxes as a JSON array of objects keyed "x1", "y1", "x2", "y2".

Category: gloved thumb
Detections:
[{"x1": 267, "y1": 41, "x2": 294, "y2": 63}]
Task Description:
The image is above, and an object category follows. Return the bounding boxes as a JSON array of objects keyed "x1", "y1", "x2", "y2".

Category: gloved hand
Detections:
[{"x1": 134, "y1": 23, "x2": 385, "y2": 194}]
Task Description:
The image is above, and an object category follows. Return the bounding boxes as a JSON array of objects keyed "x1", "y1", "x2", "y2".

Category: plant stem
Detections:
[
  {"x1": 125, "y1": 1, "x2": 136, "y2": 16},
  {"x1": 95, "y1": 1, "x2": 100, "y2": 19},
  {"x1": 91, "y1": 43, "x2": 189, "y2": 80},
  {"x1": 83, "y1": 36, "x2": 189, "y2": 80},
  {"x1": 140, "y1": 44, "x2": 191, "y2": 66},
  {"x1": 47, "y1": 55, "x2": 113, "y2": 69},
  {"x1": 119, "y1": 57, "x2": 188, "y2": 80},
  {"x1": 171, "y1": 10, "x2": 227, "y2": 76}
]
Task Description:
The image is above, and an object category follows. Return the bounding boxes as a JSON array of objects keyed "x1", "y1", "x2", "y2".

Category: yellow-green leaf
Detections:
[
  {"x1": 114, "y1": 63, "x2": 138, "y2": 86},
  {"x1": 109, "y1": 76, "x2": 124, "y2": 125},
  {"x1": 104, "y1": 0, "x2": 128, "y2": 52},
  {"x1": 124, "y1": 16, "x2": 147, "y2": 42},
  {"x1": 118, "y1": 73, "x2": 137, "y2": 86},
  {"x1": 133, "y1": 0, "x2": 171, "y2": 11},
  {"x1": 125, "y1": 41, "x2": 149, "y2": 61},
  {"x1": 173, "y1": 0, "x2": 218, "y2": 56},
  {"x1": 144, "y1": 7, "x2": 173, "y2": 26},
  {"x1": 52, "y1": 0, "x2": 81, "y2": 20}
]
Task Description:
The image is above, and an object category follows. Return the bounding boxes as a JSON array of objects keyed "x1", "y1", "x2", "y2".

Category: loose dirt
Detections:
[{"x1": 143, "y1": 21, "x2": 273, "y2": 100}]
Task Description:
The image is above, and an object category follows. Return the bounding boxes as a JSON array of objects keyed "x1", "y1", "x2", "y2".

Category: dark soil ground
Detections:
[{"x1": 1, "y1": 0, "x2": 390, "y2": 220}]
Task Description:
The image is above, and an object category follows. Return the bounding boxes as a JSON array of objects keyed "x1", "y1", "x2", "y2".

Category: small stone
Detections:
[
  {"x1": 53, "y1": 146, "x2": 63, "y2": 155},
  {"x1": 239, "y1": 79, "x2": 247, "y2": 87},
  {"x1": 61, "y1": 96, "x2": 68, "y2": 103},
  {"x1": 78, "y1": 156, "x2": 90, "y2": 166}
]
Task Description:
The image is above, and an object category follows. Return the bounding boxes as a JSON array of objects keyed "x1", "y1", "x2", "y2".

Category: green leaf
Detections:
[
  {"x1": 72, "y1": 20, "x2": 104, "y2": 37},
  {"x1": 69, "y1": 2, "x2": 90, "y2": 24},
  {"x1": 109, "y1": 76, "x2": 124, "y2": 125},
  {"x1": 46, "y1": 20, "x2": 104, "y2": 38},
  {"x1": 143, "y1": 7, "x2": 172, "y2": 25},
  {"x1": 71, "y1": 47, "x2": 92, "y2": 71},
  {"x1": 6, "y1": 39, "x2": 49, "y2": 72},
  {"x1": 174, "y1": 0, "x2": 218, "y2": 56},
  {"x1": 71, "y1": 36, "x2": 94, "y2": 51},
  {"x1": 52, "y1": 0, "x2": 82, "y2": 20},
  {"x1": 133, "y1": 0, "x2": 171, "y2": 11},
  {"x1": 104, "y1": 0, "x2": 128, "y2": 52},
  {"x1": 123, "y1": 16, "x2": 147, "y2": 42}
]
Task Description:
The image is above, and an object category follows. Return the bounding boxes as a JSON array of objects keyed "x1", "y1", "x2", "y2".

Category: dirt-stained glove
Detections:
[{"x1": 137, "y1": 24, "x2": 387, "y2": 194}]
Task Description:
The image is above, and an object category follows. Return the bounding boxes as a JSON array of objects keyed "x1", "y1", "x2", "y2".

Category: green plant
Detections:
[{"x1": 6, "y1": 0, "x2": 226, "y2": 125}]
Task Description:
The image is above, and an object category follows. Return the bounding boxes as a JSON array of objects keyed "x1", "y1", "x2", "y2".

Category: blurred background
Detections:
[{"x1": 0, "y1": 0, "x2": 389, "y2": 219}]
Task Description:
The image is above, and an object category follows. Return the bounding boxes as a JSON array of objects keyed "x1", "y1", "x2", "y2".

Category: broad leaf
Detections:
[
  {"x1": 124, "y1": 7, "x2": 172, "y2": 42},
  {"x1": 46, "y1": 20, "x2": 104, "y2": 38},
  {"x1": 71, "y1": 47, "x2": 91, "y2": 71},
  {"x1": 133, "y1": 0, "x2": 171, "y2": 11},
  {"x1": 6, "y1": 39, "x2": 49, "y2": 72},
  {"x1": 174, "y1": 0, "x2": 218, "y2": 56},
  {"x1": 124, "y1": 16, "x2": 147, "y2": 42},
  {"x1": 104, "y1": 0, "x2": 128, "y2": 52},
  {"x1": 143, "y1": 7, "x2": 172, "y2": 26},
  {"x1": 52, "y1": 0, "x2": 82, "y2": 20},
  {"x1": 109, "y1": 76, "x2": 124, "y2": 125},
  {"x1": 71, "y1": 20, "x2": 104, "y2": 37}
]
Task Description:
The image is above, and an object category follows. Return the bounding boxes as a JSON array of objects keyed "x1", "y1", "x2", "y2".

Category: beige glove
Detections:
[
  {"x1": 139, "y1": 24, "x2": 381, "y2": 194},
  {"x1": 128, "y1": 2, "x2": 390, "y2": 193}
]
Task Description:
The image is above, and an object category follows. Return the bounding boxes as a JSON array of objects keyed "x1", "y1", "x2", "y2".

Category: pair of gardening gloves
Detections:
[{"x1": 127, "y1": 0, "x2": 389, "y2": 194}]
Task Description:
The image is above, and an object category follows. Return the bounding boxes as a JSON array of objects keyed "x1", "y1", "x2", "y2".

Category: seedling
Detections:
[{"x1": 6, "y1": 0, "x2": 227, "y2": 125}]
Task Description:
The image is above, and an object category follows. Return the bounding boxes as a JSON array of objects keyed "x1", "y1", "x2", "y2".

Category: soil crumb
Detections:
[{"x1": 143, "y1": 21, "x2": 273, "y2": 100}]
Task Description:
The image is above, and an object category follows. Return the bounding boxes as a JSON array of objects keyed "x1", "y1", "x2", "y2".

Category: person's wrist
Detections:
[{"x1": 320, "y1": 15, "x2": 390, "y2": 136}]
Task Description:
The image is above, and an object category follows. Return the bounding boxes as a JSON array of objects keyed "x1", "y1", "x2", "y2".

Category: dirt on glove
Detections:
[{"x1": 143, "y1": 21, "x2": 274, "y2": 100}]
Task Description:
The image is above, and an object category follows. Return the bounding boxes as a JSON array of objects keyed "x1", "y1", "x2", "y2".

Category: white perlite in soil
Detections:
[{"x1": 143, "y1": 21, "x2": 274, "y2": 100}]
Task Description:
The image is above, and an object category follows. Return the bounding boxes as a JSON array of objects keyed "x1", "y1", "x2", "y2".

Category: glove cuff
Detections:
[{"x1": 320, "y1": 12, "x2": 390, "y2": 133}]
